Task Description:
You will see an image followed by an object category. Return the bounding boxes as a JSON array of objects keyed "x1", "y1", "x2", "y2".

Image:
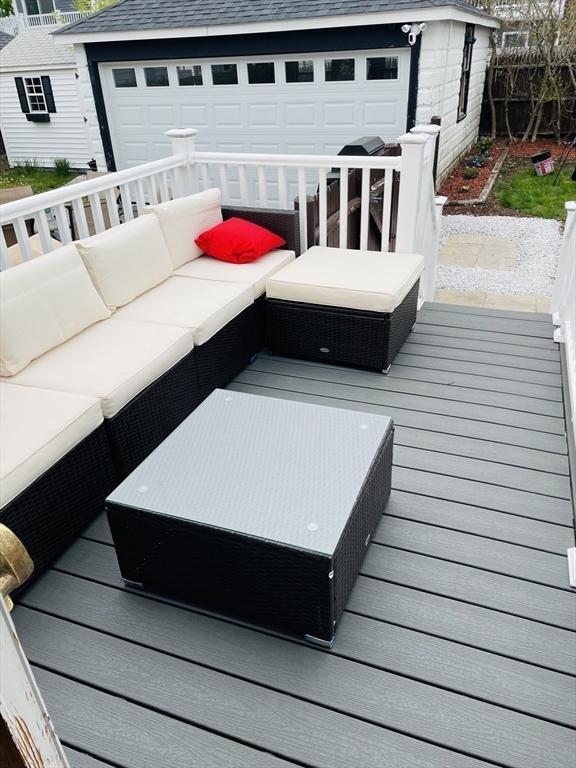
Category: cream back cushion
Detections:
[
  {"x1": 76, "y1": 215, "x2": 173, "y2": 309},
  {"x1": 144, "y1": 188, "x2": 223, "y2": 268},
  {"x1": 0, "y1": 244, "x2": 111, "y2": 377}
]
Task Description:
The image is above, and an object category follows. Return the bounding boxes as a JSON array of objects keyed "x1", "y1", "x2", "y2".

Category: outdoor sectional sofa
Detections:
[{"x1": 0, "y1": 189, "x2": 299, "y2": 584}]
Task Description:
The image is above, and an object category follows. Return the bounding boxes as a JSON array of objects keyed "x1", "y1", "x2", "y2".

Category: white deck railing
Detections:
[
  {"x1": 551, "y1": 201, "x2": 576, "y2": 448},
  {"x1": 0, "y1": 125, "x2": 444, "y2": 301},
  {"x1": 0, "y1": 11, "x2": 88, "y2": 34}
]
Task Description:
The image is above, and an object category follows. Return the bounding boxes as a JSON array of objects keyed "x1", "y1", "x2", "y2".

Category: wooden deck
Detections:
[{"x1": 13, "y1": 302, "x2": 576, "y2": 768}]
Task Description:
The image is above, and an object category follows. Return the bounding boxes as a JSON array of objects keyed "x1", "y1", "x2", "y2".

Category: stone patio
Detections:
[{"x1": 436, "y1": 232, "x2": 550, "y2": 313}]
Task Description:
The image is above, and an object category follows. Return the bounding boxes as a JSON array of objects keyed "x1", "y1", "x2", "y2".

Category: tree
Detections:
[
  {"x1": 73, "y1": 0, "x2": 117, "y2": 11},
  {"x1": 0, "y1": 0, "x2": 13, "y2": 17}
]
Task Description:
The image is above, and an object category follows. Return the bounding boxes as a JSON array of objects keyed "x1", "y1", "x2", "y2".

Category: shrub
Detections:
[
  {"x1": 478, "y1": 137, "x2": 493, "y2": 155},
  {"x1": 54, "y1": 158, "x2": 72, "y2": 176},
  {"x1": 465, "y1": 154, "x2": 486, "y2": 169},
  {"x1": 463, "y1": 167, "x2": 479, "y2": 180}
]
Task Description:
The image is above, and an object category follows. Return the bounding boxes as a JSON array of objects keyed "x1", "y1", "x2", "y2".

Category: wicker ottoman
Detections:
[
  {"x1": 106, "y1": 389, "x2": 394, "y2": 646},
  {"x1": 267, "y1": 246, "x2": 424, "y2": 372}
]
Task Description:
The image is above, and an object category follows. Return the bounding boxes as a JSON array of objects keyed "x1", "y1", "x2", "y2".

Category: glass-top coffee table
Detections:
[{"x1": 106, "y1": 389, "x2": 394, "y2": 645}]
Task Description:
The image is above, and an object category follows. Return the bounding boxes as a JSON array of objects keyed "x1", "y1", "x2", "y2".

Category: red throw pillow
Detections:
[{"x1": 195, "y1": 217, "x2": 286, "y2": 264}]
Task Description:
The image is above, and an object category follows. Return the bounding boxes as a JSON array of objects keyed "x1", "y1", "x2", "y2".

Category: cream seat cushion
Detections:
[
  {"x1": 144, "y1": 188, "x2": 223, "y2": 269},
  {"x1": 114, "y1": 277, "x2": 253, "y2": 346},
  {"x1": 0, "y1": 382, "x2": 103, "y2": 508},
  {"x1": 76, "y1": 215, "x2": 173, "y2": 310},
  {"x1": 266, "y1": 246, "x2": 424, "y2": 313},
  {"x1": 0, "y1": 244, "x2": 111, "y2": 377},
  {"x1": 175, "y1": 249, "x2": 296, "y2": 298},
  {"x1": 9, "y1": 318, "x2": 194, "y2": 419}
]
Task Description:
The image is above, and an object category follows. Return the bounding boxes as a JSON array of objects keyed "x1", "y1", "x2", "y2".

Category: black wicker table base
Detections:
[
  {"x1": 267, "y1": 280, "x2": 420, "y2": 373},
  {"x1": 107, "y1": 389, "x2": 394, "y2": 645}
]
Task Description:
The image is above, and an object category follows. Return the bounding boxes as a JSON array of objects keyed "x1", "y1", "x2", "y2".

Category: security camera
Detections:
[{"x1": 401, "y1": 22, "x2": 426, "y2": 46}]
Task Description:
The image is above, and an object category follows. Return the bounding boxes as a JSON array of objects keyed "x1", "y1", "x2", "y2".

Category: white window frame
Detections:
[
  {"x1": 23, "y1": 76, "x2": 48, "y2": 113},
  {"x1": 23, "y1": 0, "x2": 55, "y2": 15}
]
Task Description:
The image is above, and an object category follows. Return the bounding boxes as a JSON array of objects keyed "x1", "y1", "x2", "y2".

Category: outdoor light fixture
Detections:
[{"x1": 401, "y1": 22, "x2": 427, "y2": 45}]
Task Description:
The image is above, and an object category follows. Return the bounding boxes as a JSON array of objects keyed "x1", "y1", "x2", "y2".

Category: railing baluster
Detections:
[
  {"x1": 199, "y1": 164, "x2": 210, "y2": 190},
  {"x1": 318, "y1": 168, "x2": 328, "y2": 247},
  {"x1": 36, "y1": 209, "x2": 54, "y2": 253},
  {"x1": 359, "y1": 168, "x2": 370, "y2": 251},
  {"x1": 158, "y1": 174, "x2": 170, "y2": 203},
  {"x1": 0, "y1": 227, "x2": 11, "y2": 269},
  {"x1": 277, "y1": 166, "x2": 288, "y2": 209},
  {"x1": 119, "y1": 184, "x2": 134, "y2": 221},
  {"x1": 71, "y1": 197, "x2": 90, "y2": 239},
  {"x1": 381, "y1": 170, "x2": 393, "y2": 253},
  {"x1": 89, "y1": 193, "x2": 106, "y2": 232},
  {"x1": 257, "y1": 166, "x2": 268, "y2": 206},
  {"x1": 218, "y1": 165, "x2": 230, "y2": 203},
  {"x1": 297, "y1": 168, "x2": 308, "y2": 253},
  {"x1": 135, "y1": 179, "x2": 146, "y2": 214},
  {"x1": 54, "y1": 204, "x2": 72, "y2": 244},
  {"x1": 338, "y1": 168, "x2": 349, "y2": 249},
  {"x1": 13, "y1": 217, "x2": 33, "y2": 261},
  {"x1": 105, "y1": 188, "x2": 120, "y2": 227},
  {"x1": 238, "y1": 165, "x2": 249, "y2": 204}
]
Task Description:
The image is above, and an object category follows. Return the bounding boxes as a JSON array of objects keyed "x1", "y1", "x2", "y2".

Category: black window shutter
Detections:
[
  {"x1": 15, "y1": 77, "x2": 29, "y2": 113},
  {"x1": 41, "y1": 76, "x2": 56, "y2": 113}
]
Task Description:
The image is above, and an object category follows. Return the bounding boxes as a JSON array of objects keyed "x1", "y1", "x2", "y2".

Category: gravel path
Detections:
[{"x1": 437, "y1": 215, "x2": 562, "y2": 297}]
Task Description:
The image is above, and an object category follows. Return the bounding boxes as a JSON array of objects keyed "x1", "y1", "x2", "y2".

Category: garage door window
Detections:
[
  {"x1": 177, "y1": 65, "x2": 203, "y2": 86},
  {"x1": 325, "y1": 59, "x2": 355, "y2": 81},
  {"x1": 113, "y1": 68, "x2": 137, "y2": 88},
  {"x1": 247, "y1": 62, "x2": 275, "y2": 84},
  {"x1": 211, "y1": 64, "x2": 238, "y2": 85},
  {"x1": 367, "y1": 57, "x2": 398, "y2": 80},
  {"x1": 144, "y1": 67, "x2": 169, "y2": 87},
  {"x1": 285, "y1": 60, "x2": 314, "y2": 83}
]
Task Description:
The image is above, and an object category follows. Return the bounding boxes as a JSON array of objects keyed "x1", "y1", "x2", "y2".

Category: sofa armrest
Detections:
[{"x1": 221, "y1": 206, "x2": 301, "y2": 256}]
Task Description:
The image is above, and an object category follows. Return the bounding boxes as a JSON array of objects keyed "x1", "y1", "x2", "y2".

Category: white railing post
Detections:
[
  {"x1": 165, "y1": 128, "x2": 198, "y2": 198},
  {"x1": 395, "y1": 133, "x2": 428, "y2": 253}
]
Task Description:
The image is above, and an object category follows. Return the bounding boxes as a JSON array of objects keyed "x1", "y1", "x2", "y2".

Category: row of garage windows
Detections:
[{"x1": 112, "y1": 57, "x2": 399, "y2": 89}]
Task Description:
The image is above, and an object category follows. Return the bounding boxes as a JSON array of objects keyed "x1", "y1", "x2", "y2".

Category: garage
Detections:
[{"x1": 99, "y1": 49, "x2": 411, "y2": 170}]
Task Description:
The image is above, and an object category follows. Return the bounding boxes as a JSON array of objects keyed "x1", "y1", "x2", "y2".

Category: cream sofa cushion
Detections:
[
  {"x1": 143, "y1": 188, "x2": 223, "y2": 268},
  {"x1": 114, "y1": 276, "x2": 253, "y2": 346},
  {"x1": 266, "y1": 246, "x2": 424, "y2": 313},
  {"x1": 175, "y1": 249, "x2": 296, "y2": 299},
  {"x1": 0, "y1": 244, "x2": 111, "y2": 377},
  {"x1": 9, "y1": 318, "x2": 194, "y2": 419},
  {"x1": 76, "y1": 216, "x2": 173, "y2": 310},
  {"x1": 0, "y1": 382, "x2": 103, "y2": 508}
]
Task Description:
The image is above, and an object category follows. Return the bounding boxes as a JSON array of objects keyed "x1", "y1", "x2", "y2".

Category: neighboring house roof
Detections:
[
  {"x1": 0, "y1": 32, "x2": 14, "y2": 51},
  {"x1": 0, "y1": 28, "x2": 76, "y2": 72},
  {"x1": 56, "y1": 0, "x2": 495, "y2": 35}
]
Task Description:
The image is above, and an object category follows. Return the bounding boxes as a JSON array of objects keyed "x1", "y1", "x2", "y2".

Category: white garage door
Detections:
[{"x1": 100, "y1": 49, "x2": 411, "y2": 170}]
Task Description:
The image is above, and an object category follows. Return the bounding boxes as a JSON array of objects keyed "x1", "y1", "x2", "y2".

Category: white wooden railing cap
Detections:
[
  {"x1": 397, "y1": 132, "x2": 430, "y2": 145},
  {"x1": 165, "y1": 128, "x2": 199, "y2": 139},
  {"x1": 411, "y1": 124, "x2": 442, "y2": 135},
  {"x1": 565, "y1": 201, "x2": 576, "y2": 211}
]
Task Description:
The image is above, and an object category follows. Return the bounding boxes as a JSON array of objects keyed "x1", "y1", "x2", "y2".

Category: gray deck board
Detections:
[
  {"x1": 421, "y1": 301, "x2": 554, "y2": 323},
  {"x1": 13, "y1": 303, "x2": 575, "y2": 768}
]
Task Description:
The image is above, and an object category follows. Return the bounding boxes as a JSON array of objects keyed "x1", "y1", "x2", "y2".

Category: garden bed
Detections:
[
  {"x1": 440, "y1": 138, "x2": 576, "y2": 219},
  {"x1": 0, "y1": 162, "x2": 78, "y2": 194}
]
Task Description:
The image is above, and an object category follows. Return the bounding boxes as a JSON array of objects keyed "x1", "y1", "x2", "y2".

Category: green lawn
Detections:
[
  {"x1": 495, "y1": 167, "x2": 575, "y2": 220},
  {"x1": 0, "y1": 164, "x2": 78, "y2": 194}
]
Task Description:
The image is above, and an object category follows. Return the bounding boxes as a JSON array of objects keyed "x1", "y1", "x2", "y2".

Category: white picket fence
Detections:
[
  {"x1": 0, "y1": 125, "x2": 444, "y2": 301},
  {"x1": 551, "y1": 201, "x2": 576, "y2": 449}
]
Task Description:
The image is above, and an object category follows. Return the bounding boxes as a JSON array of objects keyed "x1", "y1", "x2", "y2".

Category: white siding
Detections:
[
  {"x1": 0, "y1": 67, "x2": 92, "y2": 169},
  {"x1": 416, "y1": 21, "x2": 490, "y2": 182}
]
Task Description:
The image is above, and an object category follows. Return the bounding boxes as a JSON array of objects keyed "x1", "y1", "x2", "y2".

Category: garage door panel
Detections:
[{"x1": 101, "y1": 49, "x2": 410, "y2": 173}]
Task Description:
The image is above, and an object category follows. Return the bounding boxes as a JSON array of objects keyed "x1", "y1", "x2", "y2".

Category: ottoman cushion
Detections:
[{"x1": 266, "y1": 246, "x2": 424, "y2": 313}]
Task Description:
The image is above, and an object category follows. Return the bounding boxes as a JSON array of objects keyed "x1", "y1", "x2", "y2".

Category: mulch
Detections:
[{"x1": 439, "y1": 138, "x2": 576, "y2": 217}]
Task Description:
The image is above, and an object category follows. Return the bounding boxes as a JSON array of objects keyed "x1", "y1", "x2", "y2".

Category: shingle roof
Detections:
[
  {"x1": 57, "y1": 0, "x2": 493, "y2": 35},
  {"x1": 0, "y1": 28, "x2": 76, "y2": 70},
  {"x1": 0, "y1": 31, "x2": 14, "y2": 51}
]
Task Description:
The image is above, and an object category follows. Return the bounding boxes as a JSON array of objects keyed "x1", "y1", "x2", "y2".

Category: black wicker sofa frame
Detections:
[{"x1": 1, "y1": 205, "x2": 300, "y2": 588}]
